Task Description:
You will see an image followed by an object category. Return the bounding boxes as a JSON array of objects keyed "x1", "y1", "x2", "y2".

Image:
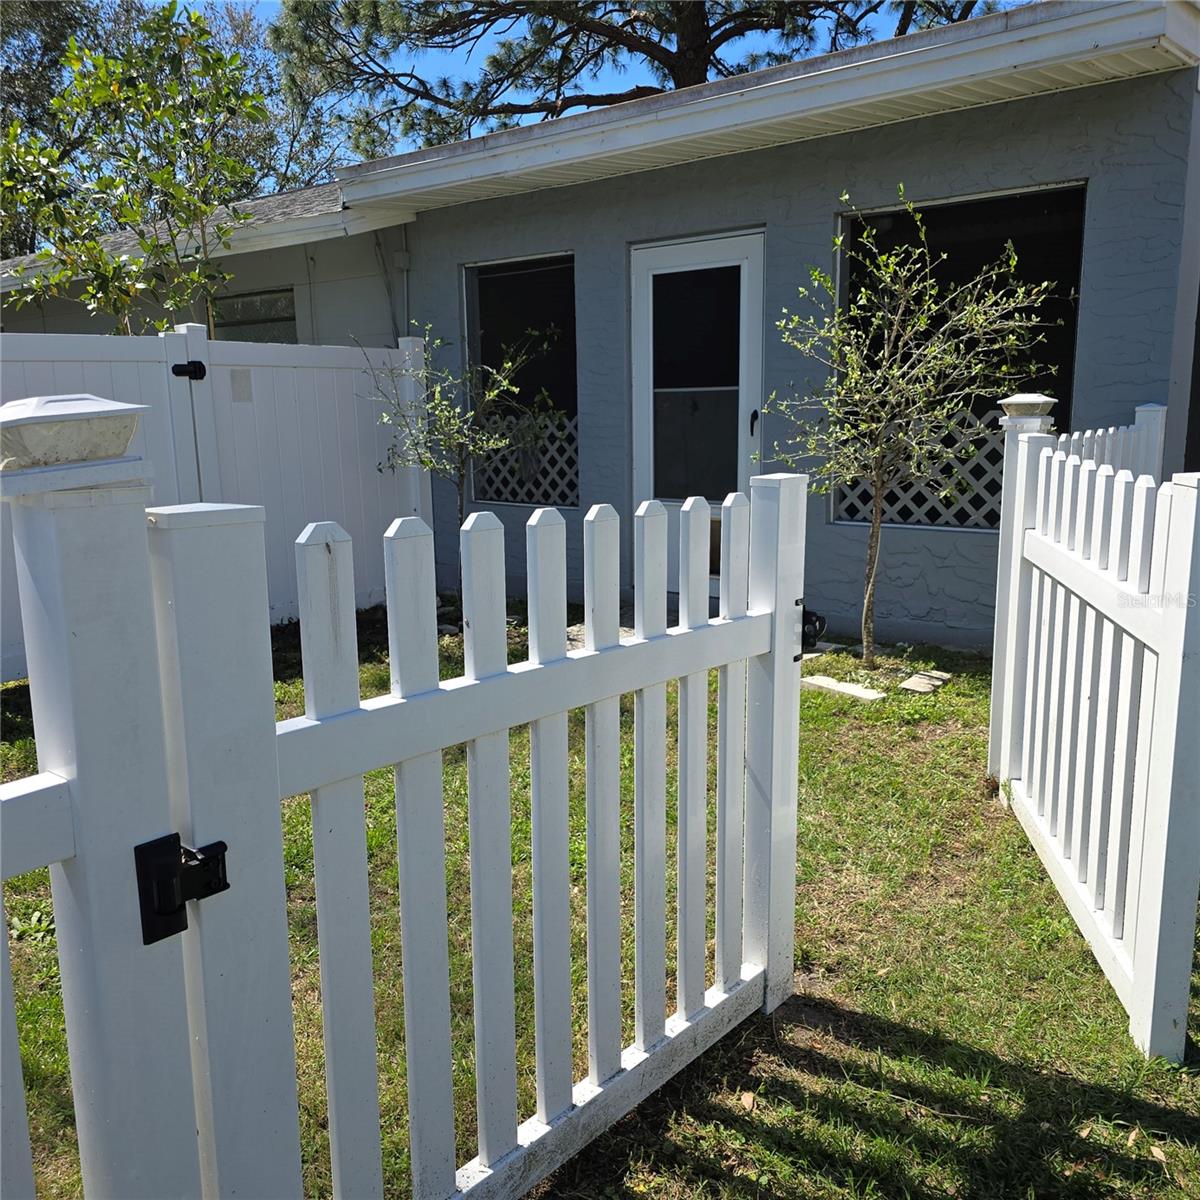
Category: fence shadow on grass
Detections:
[{"x1": 539, "y1": 992, "x2": 1200, "y2": 1200}]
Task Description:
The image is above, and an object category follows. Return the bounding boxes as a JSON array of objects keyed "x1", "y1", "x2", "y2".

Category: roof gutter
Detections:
[{"x1": 341, "y1": 0, "x2": 1200, "y2": 210}]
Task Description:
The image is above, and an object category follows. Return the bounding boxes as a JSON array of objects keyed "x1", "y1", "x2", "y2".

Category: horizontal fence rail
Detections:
[
  {"x1": 989, "y1": 396, "x2": 1198, "y2": 1063},
  {"x1": 1, "y1": 433, "x2": 807, "y2": 1199}
]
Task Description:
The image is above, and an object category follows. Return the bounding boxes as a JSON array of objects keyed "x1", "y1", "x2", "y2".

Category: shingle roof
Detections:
[{"x1": 1, "y1": 181, "x2": 344, "y2": 275}]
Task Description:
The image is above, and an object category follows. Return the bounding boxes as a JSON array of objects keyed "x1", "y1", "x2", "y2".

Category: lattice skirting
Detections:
[
  {"x1": 834, "y1": 407, "x2": 1004, "y2": 529},
  {"x1": 474, "y1": 414, "x2": 580, "y2": 508}
]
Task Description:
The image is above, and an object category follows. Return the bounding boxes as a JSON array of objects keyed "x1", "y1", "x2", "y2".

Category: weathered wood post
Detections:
[
  {"x1": 988, "y1": 395, "x2": 1055, "y2": 781},
  {"x1": 1, "y1": 395, "x2": 203, "y2": 1196}
]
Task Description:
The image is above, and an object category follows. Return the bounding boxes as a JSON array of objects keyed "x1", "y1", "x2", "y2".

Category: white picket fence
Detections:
[
  {"x1": 0, "y1": 327, "x2": 429, "y2": 679},
  {"x1": 0, "y1": 428, "x2": 808, "y2": 1198},
  {"x1": 989, "y1": 398, "x2": 1199, "y2": 1062}
]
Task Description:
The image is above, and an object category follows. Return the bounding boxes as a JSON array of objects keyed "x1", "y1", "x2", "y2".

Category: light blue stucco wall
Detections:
[
  {"x1": 4, "y1": 70, "x2": 1195, "y2": 646},
  {"x1": 403, "y1": 68, "x2": 1198, "y2": 646}
]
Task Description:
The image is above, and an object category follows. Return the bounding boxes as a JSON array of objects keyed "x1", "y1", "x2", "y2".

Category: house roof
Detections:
[{"x1": 3, "y1": 0, "x2": 1198, "y2": 287}]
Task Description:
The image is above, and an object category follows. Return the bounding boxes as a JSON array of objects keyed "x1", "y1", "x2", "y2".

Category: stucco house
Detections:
[{"x1": 4, "y1": 0, "x2": 1199, "y2": 645}]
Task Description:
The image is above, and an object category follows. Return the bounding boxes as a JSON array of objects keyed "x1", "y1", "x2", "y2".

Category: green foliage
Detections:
[
  {"x1": 270, "y1": 1, "x2": 990, "y2": 153},
  {"x1": 771, "y1": 187, "x2": 1055, "y2": 663},
  {"x1": 373, "y1": 326, "x2": 564, "y2": 529},
  {"x1": 1, "y1": 3, "x2": 268, "y2": 333}
]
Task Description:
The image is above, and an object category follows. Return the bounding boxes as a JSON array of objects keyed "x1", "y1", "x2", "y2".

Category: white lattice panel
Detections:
[
  {"x1": 834, "y1": 407, "x2": 1004, "y2": 529},
  {"x1": 474, "y1": 414, "x2": 580, "y2": 508}
]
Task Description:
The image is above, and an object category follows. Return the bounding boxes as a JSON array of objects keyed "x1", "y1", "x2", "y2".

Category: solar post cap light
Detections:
[{"x1": 0, "y1": 393, "x2": 148, "y2": 473}]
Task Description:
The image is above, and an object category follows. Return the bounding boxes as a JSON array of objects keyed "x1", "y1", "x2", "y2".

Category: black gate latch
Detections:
[
  {"x1": 134, "y1": 833, "x2": 229, "y2": 944},
  {"x1": 171, "y1": 360, "x2": 207, "y2": 381}
]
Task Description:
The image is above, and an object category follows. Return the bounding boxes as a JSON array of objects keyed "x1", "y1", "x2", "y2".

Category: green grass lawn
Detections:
[{"x1": 3, "y1": 611, "x2": 1197, "y2": 1199}]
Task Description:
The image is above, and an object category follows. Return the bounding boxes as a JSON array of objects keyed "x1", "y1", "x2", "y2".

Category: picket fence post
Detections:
[
  {"x1": 1132, "y1": 403, "x2": 1167, "y2": 484},
  {"x1": 743, "y1": 473, "x2": 807, "y2": 1012},
  {"x1": 988, "y1": 395, "x2": 1055, "y2": 780},
  {"x1": 146, "y1": 502, "x2": 303, "y2": 1196},
  {"x1": 1128, "y1": 473, "x2": 1200, "y2": 1060},
  {"x1": 3, "y1": 423, "x2": 203, "y2": 1195}
]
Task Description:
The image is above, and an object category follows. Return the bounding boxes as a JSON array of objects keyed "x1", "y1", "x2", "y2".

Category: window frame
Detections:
[
  {"x1": 461, "y1": 251, "x2": 581, "y2": 510},
  {"x1": 827, "y1": 181, "x2": 1088, "y2": 535},
  {"x1": 211, "y1": 287, "x2": 299, "y2": 344}
]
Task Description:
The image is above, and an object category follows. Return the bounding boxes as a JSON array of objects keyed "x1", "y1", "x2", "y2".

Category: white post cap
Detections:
[
  {"x1": 999, "y1": 394, "x2": 1056, "y2": 421},
  {"x1": 0, "y1": 393, "x2": 151, "y2": 497}
]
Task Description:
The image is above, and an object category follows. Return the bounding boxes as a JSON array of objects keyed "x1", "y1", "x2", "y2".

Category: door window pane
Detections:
[
  {"x1": 652, "y1": 265, "x2": 741, "y2": 502},
  {"x1": 653, "y1": 266, "x2": 739, "y2": 388},
  {"x1": 653, "y1": 388, "x2": 739, "y2": 502}
]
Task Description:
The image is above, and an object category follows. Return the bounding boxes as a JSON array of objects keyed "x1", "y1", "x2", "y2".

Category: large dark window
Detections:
[
  {"x1": 837, "y1": 186, "x2": 1086, "y2": 528},
  {"x1": 469, "y1": 255, "x2": 579, "y2": 506},
  {"x1": 847, "y1": 186, "x2": 1085, "y2": 426},
  {"x1": 212, "y1": 288, "x2": 298, "y2": 343}
]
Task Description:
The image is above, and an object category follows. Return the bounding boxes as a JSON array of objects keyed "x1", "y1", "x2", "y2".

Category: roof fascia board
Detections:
[{"x1": 341, "y1": 1, "x2": 1193, "y2": 208}]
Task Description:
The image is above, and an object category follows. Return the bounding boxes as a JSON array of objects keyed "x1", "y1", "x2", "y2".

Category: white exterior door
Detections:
[{"x1": 631, "y1": 233, "x2": 764, "y2": 589}]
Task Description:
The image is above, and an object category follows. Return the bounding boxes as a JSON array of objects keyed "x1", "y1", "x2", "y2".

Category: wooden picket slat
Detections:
[
  {"x1": 677, "y1": 497, "x2": 711, "y2": 1020},
  {"x1": 715, "y1": 494, "x2": 750, "y2": 992},
  {"x1": 296, "y1": 522, "x2": 383, "y2": 1200},
  {"x1": 460, "y1": 513, "x2": 519, "y2": 1167},
  {"x1": 384, "y1": 517, "x2": 457, "y2": 1200},
  {"x1": 633, "y1": 500, "x2": 668, "y2": 1052},
  {"x1": 526, "y1": 508, "x2": 575, "y2": 1124},
  {"x1": 583, "y1": 503, "x2": 622, "y2": 1084}
]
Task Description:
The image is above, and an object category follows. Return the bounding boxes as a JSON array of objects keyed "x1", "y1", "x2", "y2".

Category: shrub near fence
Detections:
[
  {"x1": 0, "y1": 411, "x2": 809, "y2": 1199},
  {"x1": 989, "y1": 396, "x2": 1199, "y2": 1063}
]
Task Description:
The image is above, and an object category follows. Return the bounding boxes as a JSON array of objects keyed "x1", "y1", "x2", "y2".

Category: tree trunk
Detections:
[
  {"x1": 669, "y1": 2, "x2": 713, "y2": 87},
  {"x1": 862, "y1": 481, "x2": 884, "y2": 668}
]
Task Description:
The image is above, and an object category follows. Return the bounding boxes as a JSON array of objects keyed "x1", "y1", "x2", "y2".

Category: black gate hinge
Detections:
[
  {"x1": 134, "y1": 833, "x2": 229, "y2": 944},
  {"x1": 171, "y1": 360, "x2": 207, "y2": 381}
]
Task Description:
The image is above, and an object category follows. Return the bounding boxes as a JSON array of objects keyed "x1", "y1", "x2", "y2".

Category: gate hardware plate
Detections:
[
  {"x1": 134, "y1": 833, "x2": 229, "y2": 944},
  {"x1": 171, "y1": 360, "x2": 207, "y2": 381}
]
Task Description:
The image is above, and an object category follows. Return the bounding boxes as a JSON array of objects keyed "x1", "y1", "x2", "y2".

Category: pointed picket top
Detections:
[
  {"x1": 1092, "y1": 464, "x2": 1115, "y2": 571},
  {"x1": 720, "y1": 493, "x2": 750, "y2": 621},
  {"x1": 384, "y1": 517, "x2": 438, "y2": 698},
  {"x1": 461, "y1": 510, "x2": 507, "y2": 681},
  {"x1": 527, "y1": 508, "x2": 567, "y2": 666},
  {"x1": 1108, "y1": 470, "x2": 1137, "y2": 582},
  {"x1": 679, "y1": 496, "x2": 711, "y2": 630},
  {"x1": 1127, "y1": 475, "x2": 1158, "y2": 594},
  {"x1": 584, "y1": 504, "x2": 620, "y2": 652},
  {"x1": 634, "y1": 500, "x2": 667, "y2": 641},
  {"x1": 295, "y1": 521, "x2": 359, "y2": 719},
  {"x1": 1075, "y1": 460, "x2": 1098, "y2": 560}
]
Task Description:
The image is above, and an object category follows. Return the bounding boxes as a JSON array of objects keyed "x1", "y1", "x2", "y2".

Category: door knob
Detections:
[{"x1": 749, "y1": 409, "x2": 759, "y2": 436}]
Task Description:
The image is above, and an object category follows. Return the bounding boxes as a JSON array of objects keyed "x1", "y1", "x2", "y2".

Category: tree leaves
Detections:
[{"x1": 2, "y1": 5, "x2": 268, "y2": 333}]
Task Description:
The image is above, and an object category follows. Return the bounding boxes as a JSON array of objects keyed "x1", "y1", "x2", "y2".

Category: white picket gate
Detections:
[
  {"x1": 0, "y1": 428, "x2": 808, "y2": 1198},
  {"x1": 0, "y1": 327, "x2": 429, "y2": 680},
  {"x1": 988, "y1": 397, "x2": 1198, "y2": 1062}
]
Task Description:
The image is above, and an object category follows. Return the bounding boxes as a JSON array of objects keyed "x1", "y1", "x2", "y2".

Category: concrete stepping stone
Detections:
[
  {"x1": 898, "y1": 669, "x2": 952, "y2": 694},
  {"x1": 801, "y1": 675, "x2": 886, "y2": 701}
]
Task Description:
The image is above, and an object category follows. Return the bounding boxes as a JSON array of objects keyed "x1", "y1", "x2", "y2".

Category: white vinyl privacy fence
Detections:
[
  {"x1": 989, "y1": 397, "x2": 1198, "y2": 1062},
  {"x1": 0, "y1": 327, "x2": 429, "y2": 679},
  {"x1": 0, "y1": 427, "x2": 808, "y2": 1198}
]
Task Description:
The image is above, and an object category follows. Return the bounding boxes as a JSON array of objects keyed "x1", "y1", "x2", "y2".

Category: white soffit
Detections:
[{"x1": 340, "y1": 0, "x2": 1200, "y2": 215}]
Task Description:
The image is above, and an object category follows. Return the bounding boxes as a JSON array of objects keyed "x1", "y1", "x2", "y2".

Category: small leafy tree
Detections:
[
  {"x1": 771, "y1": 189, "x2": 1056, "y2": 666},
  {"x1": 374, "y1": 328, "x2": 564, "y2": 531},
  {"x1": 2, "y1": 3, "x2": 267, "y2": 333}
]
